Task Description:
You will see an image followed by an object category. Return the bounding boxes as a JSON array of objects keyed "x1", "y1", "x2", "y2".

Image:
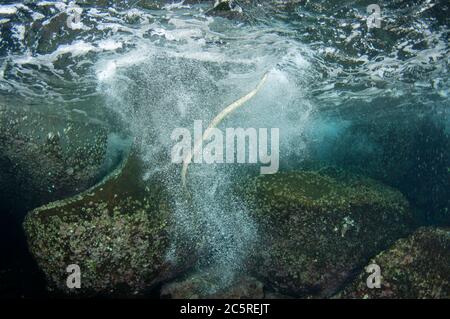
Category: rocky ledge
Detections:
[
  {"x1": 236, "y1": 169, "x2": 416, "y2": 297},
  {"x1": 24, "y1": 152, "x2": 195, "y2": 296},
  {"x1": 337, "y1": 227, "x2": 450, "y2": 299},
  {"x1": 24, "y1": 162, "x2": 421, "y2": 297}
]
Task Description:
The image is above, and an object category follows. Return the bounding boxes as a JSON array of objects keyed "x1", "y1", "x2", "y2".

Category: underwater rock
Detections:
[
  {"x1": 161, "y1": 272, "x2": 264, "y2": 299},
  {"x1": 237, "y1": 169, "x2": 416, "y2": 297},
  {"x1": 203, "y1": 0, "x2": 305, "y2": 20},
  {"x1": 205, "y1": 0, "x2": 246, "y2": 20},
  {"x1": 24, "y1": 152, "x2": 195, "y2": 296},
  {"x1": 212, "y1": 0, "x2": 233, "y2": 11},
  {"x1": 0, "y1": 106, "x2": 113, "y2": 211},
  {"x1": 337, "y1": 227, "x2": 450, "y2": 299}
]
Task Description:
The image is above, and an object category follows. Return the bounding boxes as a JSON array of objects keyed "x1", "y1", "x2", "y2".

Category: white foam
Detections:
[
  {"x1": 96, "y1": 60, "x2": 117, "y2": 82},
  {"x1": 57, "y1": 41, "x2": 96, "y2": 57},
  {"x1": 12, "y1": 25, "x2": 25, "y2": 42},
  {"x1": 0, "y1": 5, "x2": 18, "y2": 15},
  {"x1": 162, "y1": 1, "x2": 189, "y2": 10},
  {"x1": 98, "y1": 39, "x2": 123, "y2": 51},
  {"x1": 96, "y1": 47, "x2": 151, "y2": 82},
  {"x1": 32, "y1": 12, "x2": 46, "y2": 21},
  {"x1": 37, "y1": 1, "x2": 61, "y2": 7}
]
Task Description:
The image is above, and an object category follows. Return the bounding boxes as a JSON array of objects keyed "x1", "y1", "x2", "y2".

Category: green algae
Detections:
[
  {"x1": 22, "y1": 158, "x2": 420, "y2": 297},
  {"x1": 23, "y1": 152, "x2": 192, "y2": 296},
  {"x1": 236, "y1": 170, "x2": 416, "y2": 297},
  {"x1": 337, "y1": 227, "x2": 450, "y2": 299},
  {"x1": 0, "y1": 105, "x2": 111, "y2": 210},
  {"x1": 161, "y1": 271, "x2": 265, "y2": 299}
]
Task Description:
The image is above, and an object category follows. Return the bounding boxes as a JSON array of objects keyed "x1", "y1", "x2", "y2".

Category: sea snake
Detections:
[{"x1": 181, "y1": 72, "x2": 269, "y2": 190}]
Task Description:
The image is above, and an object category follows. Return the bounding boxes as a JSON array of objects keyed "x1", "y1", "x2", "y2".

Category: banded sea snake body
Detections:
[{"x1": 181, "y1": 72, "x2": 269, "y2": 191}]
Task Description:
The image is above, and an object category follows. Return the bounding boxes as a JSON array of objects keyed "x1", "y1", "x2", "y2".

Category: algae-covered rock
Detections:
[
  {"x1": 337, "y1": 227, "x2": 450, "y2": 299},
  {"x1": 0, "y1": 105, "x2": 113, "y2": 211},
  {"x1": 161, "y1": 272, "x2": 264, "y2": 299},
  {"x1": 205, "y1": 0, "x2": 247, "y2": 20},
  {"x1": 237, "y1": 169, "x2": 416, "y2": 297},
  {"x1": 23, "y1": 152, "x2": 194, "y2": 296}
]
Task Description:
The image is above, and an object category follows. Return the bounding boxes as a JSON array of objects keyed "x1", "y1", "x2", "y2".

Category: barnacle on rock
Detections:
[
  {"x1": 336, "y1": 227, "x2": 450, "y2": 299},
  {"x1": 0, "y1": 106, "x2": 112, "y2": 210},
  {"x1": 235, "y1": 170, "x2": 416, "y2": 297},
  {"x1": 24, "y1": 151, "x2": 195, "y2": 296}
]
